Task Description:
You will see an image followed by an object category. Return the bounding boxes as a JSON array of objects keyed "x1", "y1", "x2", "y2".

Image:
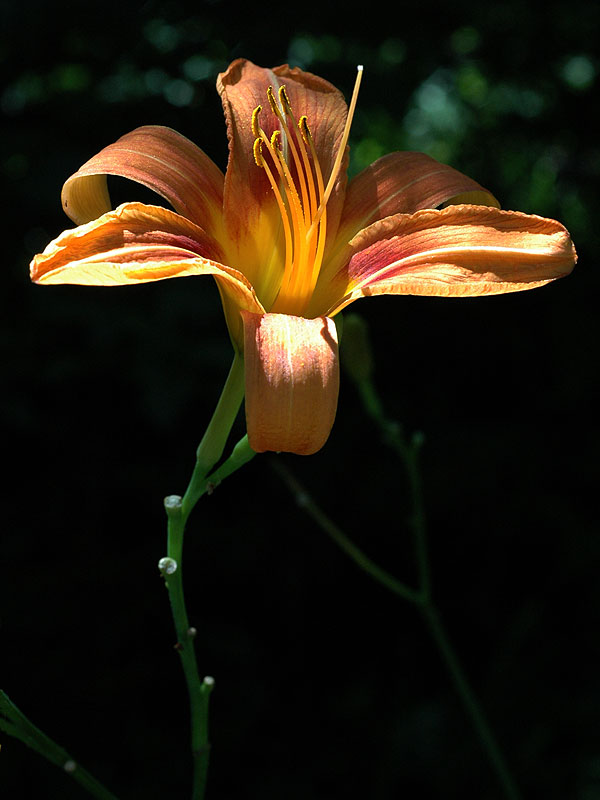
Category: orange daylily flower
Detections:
[{"x1": 31, "y1": 59, "x2": 576, "y2": 455}]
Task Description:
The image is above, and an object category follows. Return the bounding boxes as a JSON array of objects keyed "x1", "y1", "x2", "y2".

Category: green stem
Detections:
[
  {"x1": 161, "y1": 353, "x2": 254, "y2": 800},
  {"x1": 183, "y1": 352, "x2": 246, "y2": 515},
  {"x1": 205, "y1": 435, "x2": 256, "y2": 487},
  {"x1": 0, "y1": 691, "x2": 119, "y2": 800},
  {"x1": 419, "y1": 604, "x2": 521, "y2": 800},
  {"x1": 271, "y1": 460, "x2": 420, "y2": 604},
  {"x1": 276, "y1": 462, "x2": 520, "y2": 798},
  {"x1": 355, "y1": 380, "x2": 431, "y2": 593},
  {"x1": 164, "y1": 498, "x2": 213, "y2": 800},
  {"x1": 359, "y1": 373, "x2": 520, "y2": 799}
]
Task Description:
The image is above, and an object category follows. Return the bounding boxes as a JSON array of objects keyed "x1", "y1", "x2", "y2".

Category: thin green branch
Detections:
[
  {"x1": 354, "y1": 378, "x2": 431, "y2": 597},
  {"x1": 0, "y1": 691, "x2": 119, "y2": 800},
  {"x1": 421, "y1": 604, "x2": 521, "y2": 799},
  {"x1": 276, "y1": 314, "x2": 521, "y2": 799},
  {"x1": 271, "y1": 459, "x2": 421, "y2": 604},
  {"x1": 364, "y1": 377, "x2": 520, "y2": 798},
  {"x1": 275, "y1": 457, "x2": 520, "y2": 799}
]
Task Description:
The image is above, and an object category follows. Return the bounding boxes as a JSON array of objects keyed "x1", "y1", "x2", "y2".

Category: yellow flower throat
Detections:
[{"x1": 252, "y1": 66, "x2": 363, "y2": 316}]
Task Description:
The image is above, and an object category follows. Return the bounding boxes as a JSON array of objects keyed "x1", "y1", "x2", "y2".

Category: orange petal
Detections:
[
  {"x1": 217, "y1": 59, "x2": 349, "y2": 247},
  {"x1": 340, "y1": 151, "x2": 498, "y2": 234},
  {"x1": 30, "y1": 203, "x2": 264, "y2": 348},
  {"x1": 321, "y1": 152, "x2": 500, "y2": 288},
  {"x1": 31, "y1": 202, "x2": 224, "y2": 281},
  {"x1": 242, "y1": 312, "x2": 339, "y2": 455},
  {"x1": 61, "y1": 126, "x2": 225, "y2": 238},
  {"x1": 319, "y1": 205, "x2": 576, "y2": 315}
]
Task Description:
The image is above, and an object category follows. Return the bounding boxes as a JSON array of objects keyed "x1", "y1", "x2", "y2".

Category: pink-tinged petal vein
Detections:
[
  {"x1": 321, "y1": 205, "x2": 576, "y2": 315},
  {"x1": 340, "y1": 151, "x2": 499, "y2": 232}
]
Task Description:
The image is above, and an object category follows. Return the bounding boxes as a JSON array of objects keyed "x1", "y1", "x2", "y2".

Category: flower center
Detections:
[{"x1": 252, "y1": 66, "x2": 363, "y2": 317}]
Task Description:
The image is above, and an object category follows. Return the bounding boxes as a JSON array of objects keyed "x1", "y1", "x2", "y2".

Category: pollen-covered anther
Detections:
[
  {"x1": 251, "y1": 106, "x2": 262, "y2": 137},
  {"x1": 298, "y1": 115, "x2": 312, "y2": 145},
  {"x1": 270, "y1": 129, "x2": 282, "y2": 151},
  {"x1": 253, "y1": 138, "x2": 264, "y2": 167},
  {"x1": 267, "y1": 85, "x2": 282, "y2": 119},
  {"x1": 279, "y1": 85, "x2": 293, "y2": 116}
]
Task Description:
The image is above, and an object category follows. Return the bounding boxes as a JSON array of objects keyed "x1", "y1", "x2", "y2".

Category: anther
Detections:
[
  {"x1": 298, "y1": 115, "x2": 311, "y2": 143},
  {"x1": 279, "y1": 85, "x2": 292, "y2": 116},
  {"x1": 267, "y1": 86, "x2": 281, "y2": 118},
  {"x1": 271, "y1": 130, "x2": 282, "y2": 150},
  {"x1": 253, "y1": 138, "x2": 264, "y2": 167},
  {"x1": 251, "y1": 106, "x2": 262, "y2": 137}
]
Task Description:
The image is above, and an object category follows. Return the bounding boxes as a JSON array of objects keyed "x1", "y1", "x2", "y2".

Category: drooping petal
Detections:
[
  {"x1": 242, "y1": 311, "x2": 339, "y2": 455},
  {"x1": 314, "y1": 205, "x2": 576, "y2": 316},
  {"x1": 217, "y1": 59, "x2": 349, "y2": 298},
  {"x1": 31, "y1": 202, "x2": 224, "y2": 282},
  {"x1": 61, "y1": 126, "x2": 225, "y2": 238},
  {"x1": 30, "y1": 203, "x2": 264, "y2": 348}
]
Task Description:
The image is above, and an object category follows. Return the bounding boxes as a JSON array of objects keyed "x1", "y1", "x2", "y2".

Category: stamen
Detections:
[
  {"x1": 299, "y1": 116, "x2": 327, "y2": 295},
  {"x1": 293, "y1": 114, "x2": 318, "y2": 223},
  {"x1": 270, "y1": 85, "x2": 313, "y2": 228},
  {"x1": 255, "y1": 141, "x2": 294, "y2": 282},
  {"x1": 252, "y1": 106, "x2": 288, "y2": 189},
  {"x1": 298, "y1": 115, "x2": 322, "y2": 219},
  {"x1": 273, "y1": 143, "x2": 307, "y2": 277},
  {"x1": 308, "y1": 65, "x2": 363, "y2": 238},
  {"x1": 253, "y1": 67, "x2": 363, "y2": 316}
]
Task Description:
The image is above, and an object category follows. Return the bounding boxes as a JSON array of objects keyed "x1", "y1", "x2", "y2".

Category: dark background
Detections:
[{"x1": 1, "y1": 0, "x2": 598, "y2": 797}]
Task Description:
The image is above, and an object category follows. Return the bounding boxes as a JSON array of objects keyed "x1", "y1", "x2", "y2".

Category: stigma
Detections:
[{"x1": 252, "y1": 66, "x2": 363, "y2": 317}]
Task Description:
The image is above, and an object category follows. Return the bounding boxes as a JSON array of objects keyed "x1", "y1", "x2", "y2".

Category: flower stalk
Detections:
[
  {"x1": 1, "y1": 356, "x2": 254, "y2": 800},
  {"x1": 163, "y1": 495, "x2": 213, "y2": 800},
  {"x1": 184, "y1": 352, "x2": 246, "y2": 513},
  {"x1": 161, "y1": 354, "x2": 255, "y2": 800}
]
